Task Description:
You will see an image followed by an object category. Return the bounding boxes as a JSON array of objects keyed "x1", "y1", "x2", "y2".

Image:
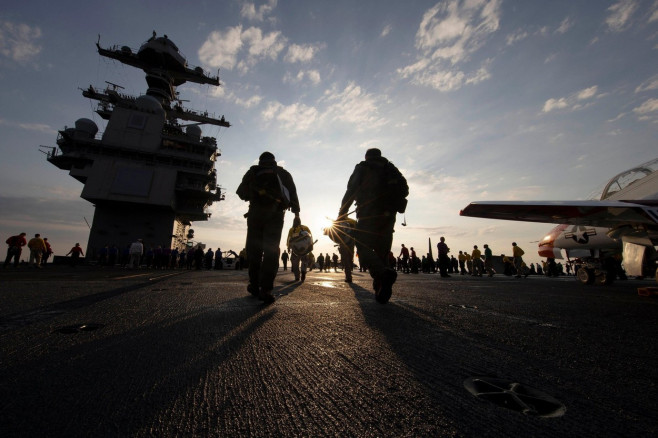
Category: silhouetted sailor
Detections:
[
  {"x1": 338, "y1": 148, "x2": 408, "y2": 304},
  {"x1": 237, "y1": 152, "x2": 300, "y2": 304}
]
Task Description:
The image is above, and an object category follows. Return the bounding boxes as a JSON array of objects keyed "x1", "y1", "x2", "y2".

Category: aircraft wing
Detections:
[{"x1": 460, "y1": 200, "x2": 658, "y2": 228}]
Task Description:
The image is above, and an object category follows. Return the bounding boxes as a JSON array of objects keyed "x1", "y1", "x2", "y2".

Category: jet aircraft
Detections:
[{"x1": 460, "y1": 158, "x2": 658, "y2": 285}]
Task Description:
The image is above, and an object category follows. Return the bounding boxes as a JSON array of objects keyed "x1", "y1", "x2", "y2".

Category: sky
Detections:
[{"x1": 1, "y1": 0, "x2": 658, "y2": 266}]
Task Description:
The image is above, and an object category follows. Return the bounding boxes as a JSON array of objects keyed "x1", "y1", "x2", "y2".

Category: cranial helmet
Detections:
[{"x1": 290, "y1": 233, "x2": 313, "y2": 256}]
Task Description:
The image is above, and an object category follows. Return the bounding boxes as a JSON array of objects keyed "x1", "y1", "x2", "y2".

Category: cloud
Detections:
[
  {"x1": 405, "y1": 168, "x2": 482, "y2": 203},
  {"x1": 0, "y1": 21, "x2": 42, "y2": 64},
  {"x1": 398, "y1": 0, "x2": 501, "y2": 92},
  {"x1": 544, "y1": 53, "x2": 558, "y2": 64},
  {"x1": 415, "y1": 0, "x2": 500, "y2": 62},
  {"x1": 651, "y1": 2, "x2": 658, "y2": 23},
  {"x1": 632, "y1": 98, "x2": 658, "y2": 121},
  {"x1": 0, "y1": 118, "x2": 53, "y2": 134},
  {"x1": 282, "y1": 71, "x2": 299, "y2": 84},
  {"x1": 241, "y1": 27, "x2": 286, "y2": 60},
  {"x1": 635, "y1": 74, "x2": 658, "y2": 93},
  {"x1": 189, "y1": 77, "x2": 264, "y2": 109},
  {"x1": 397, "y1": 58, "x2": 430, "y2": 79},
  {"x1": 202, "y1": 196, "x2": 250, "y2": 233},
  {"x1": 207, "y1": 85, "x2": 227, "y2": 99},
  {"x1": 465, "y1": 64, "x2": 492, "y2": 85},
  {"x1": 283, "y1": 69, "x2": 321, "y2": 85},
  {"x1": 284, "y1": 43, "x2": 323, "y2": 63},
  {"x1": 555, "y1": 17, "x2": 574, "y2": 34},
  {"x1": 306, "y1": 70, "x2": 321, "y2": 85},
  {"x1": 400, "y1": 64, "x2": 491, "y2": 92},
  {"x1": 607, "y1": 112, "x2": 626, "y2": 123},
  {"x1": 411, "y1": 69, "x2": 465, "y2": 92},
  {"x1": 260, "y1": 81, "x2": 386, "y2": 133},
  {"x1": 542, "y1": 85, "x2": 600, "y2": 113},
  {"x1": 18, "y1": 122, "x2": 52, "y2": 133},
  {"x1": 605, "y1": 0, "x2": 638, "y2": 32},
  {"x1": 199, "y1": 26, "x2": 287, "y2": 72},
  {"x1": 506, "y1": 30, "x2": 528, "y2": 46},
  {"x1": 234, "y1": 94, "x2": 263, "y2": 108},
  {"x1": 576, "y1": 86, "x2": 598, "y2": 100},
  {"x1": 241, "y1": 0, "x2": 278, "y2": 22},
  {"x1": 198, "y1": 27, "x2": 244, "y2": 70},
  {"x1": 262, "y1": 101, "x2": 319, "y2": 132},
  {"x1": 536, "y1": 26, "x2": 550, "y2": 37},
  {"x1": 321, "y1": 82, "x2": 387, "y2": 129},
  {"x1": 507, "y1": 16, "x2": 572, "y2": 48}
]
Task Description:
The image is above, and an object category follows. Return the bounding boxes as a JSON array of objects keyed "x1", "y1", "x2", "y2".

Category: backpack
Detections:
[
  {"x1": 250, "y1": 166, "x2": 291, "y2": 209},
  {"x1": 357, "y1": 160, "x2": 408, "y2": 213},
  {"x1": 383, "y1": 162, "x2": 409, "y2": 214}
]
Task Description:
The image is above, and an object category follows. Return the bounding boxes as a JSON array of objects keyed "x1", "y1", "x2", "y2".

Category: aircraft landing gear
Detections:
[
  {"x1": 575, "y1": 257, "x2": 615, "y2": 285},
  {"x1": 577, "y1": 267, "x2": 595, "y2": 285},
  {"x1": 595, "y1": 270, "x2": 614, "y2": 285},
  {"x1": 577, "y1": 268, "x2": 614, "y2": 285}
]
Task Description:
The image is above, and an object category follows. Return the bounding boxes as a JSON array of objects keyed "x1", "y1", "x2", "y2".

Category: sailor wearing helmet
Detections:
[{"x1": 287, "y1": 217, "x2": 313, "y2": 282}]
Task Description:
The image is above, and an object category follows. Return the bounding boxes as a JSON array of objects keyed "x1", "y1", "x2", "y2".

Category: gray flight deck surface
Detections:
[{"x1": 1, "y1": 267, "x2": 656, "y2": 437}]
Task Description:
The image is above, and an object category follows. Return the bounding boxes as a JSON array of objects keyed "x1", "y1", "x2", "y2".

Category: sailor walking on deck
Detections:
[{"x1": 237, "y1": 152, "x2": 300, "y2": 304}]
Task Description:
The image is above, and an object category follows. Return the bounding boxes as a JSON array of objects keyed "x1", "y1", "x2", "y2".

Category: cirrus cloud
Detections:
[
  {"x1": 632, "y1": 98, "x2": 658, "y2": 122},
  {"x1": 542, "y1": 86, "x2": 600, "y2": 113},
  {"x1": 397, "y1": 0, "x2": 501, "y2": 92},
  {"x1": 260, "y1": 81, "x2": 386, "y2": 134},
  {"x1": 605, "y1": 0, "x2": 638, "y2": 32},
  {"x1": 262, "y1": 101, "x2": 319, "y2": 132},
  {"x1": 0, "y1": 21, "x2": 42, "y2": 64}
]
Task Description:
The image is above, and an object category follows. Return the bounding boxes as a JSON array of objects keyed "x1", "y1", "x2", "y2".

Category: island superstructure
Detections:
[{"x1": 46, "y1": 33, "x2": 229, "y2": 258}]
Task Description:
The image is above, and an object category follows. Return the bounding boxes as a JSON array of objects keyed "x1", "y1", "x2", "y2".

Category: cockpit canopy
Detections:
[{"x1": 600, "y1": 157, "x2": 658, "y2": 200}]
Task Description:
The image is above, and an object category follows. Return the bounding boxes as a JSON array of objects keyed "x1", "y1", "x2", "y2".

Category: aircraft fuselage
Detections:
[{"x1": 539, "y1": 224, "x2": 620, "y2": 258}]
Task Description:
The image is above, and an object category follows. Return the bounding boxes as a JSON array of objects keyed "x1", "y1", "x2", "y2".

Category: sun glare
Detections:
[{"x1": 320, "y1": 216, "x2": 335, "y2": 233}]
